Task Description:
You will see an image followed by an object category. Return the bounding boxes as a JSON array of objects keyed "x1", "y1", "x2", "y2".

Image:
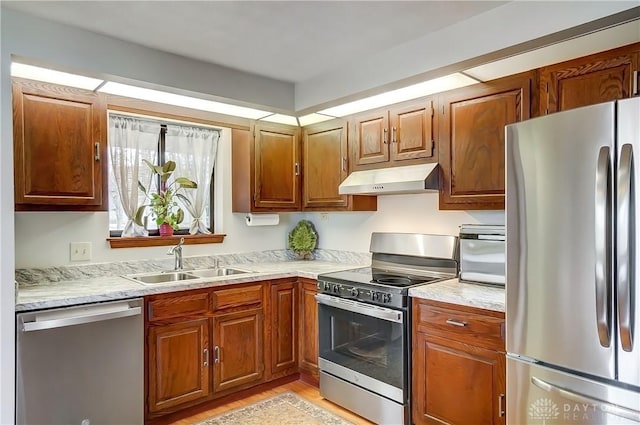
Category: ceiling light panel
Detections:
[
  {"x1": 318, "y1": 73, "x2": 478, "y2": 117},
  {"x1": 260, "y1": 114, "x2": 299, "y2": 126},
  {"x1": 298, "y1": 113, "x2": 336, "y2": 126},
  {"x1": 11, "y1": 62, "x2": 104, "y2": 90},
  {"x1": 99, "y1": 82, "x2": 272, "y2": 120}
]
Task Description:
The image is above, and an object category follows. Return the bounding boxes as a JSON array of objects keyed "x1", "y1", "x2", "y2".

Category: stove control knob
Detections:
[
  {"x1": 383, "y1": 293, "x2": 392, "y2": 303},
  {"x1": 350, "y1": 288, "x2": 359, "y2": 297},
  {"x1": 333, "y1": 284, "x2": 343, "y2": 294},
  {"x1": 323, "y1": 282, "x2": 331, "y2": 291},
  {"x1": 371, "y1": 291, "x2": 379, "y2": 301}
]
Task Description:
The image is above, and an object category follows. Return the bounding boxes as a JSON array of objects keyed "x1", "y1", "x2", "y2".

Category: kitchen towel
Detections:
[{"x1": 245, "y1": 213, "x2": 279, "y2": 226}]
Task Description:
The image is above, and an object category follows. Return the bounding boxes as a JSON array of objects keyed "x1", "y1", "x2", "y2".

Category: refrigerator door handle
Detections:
[
  {"x1": 595, "y1": 145, "x2": 612, "y2": 348},
  {"x1": 617, "y1": 143, "x2": 634, "y2": 352},
  {"x1": 532, "y1": 376, "x2": 640, "y2": 422}
]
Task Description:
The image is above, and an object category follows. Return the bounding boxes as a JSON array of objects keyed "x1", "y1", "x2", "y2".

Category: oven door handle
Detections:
[{"x1": 315, "y1": 293, "x2": 404, "y2": 323}]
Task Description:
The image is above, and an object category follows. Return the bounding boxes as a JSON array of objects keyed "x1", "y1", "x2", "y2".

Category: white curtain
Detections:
[
  {"x1": 165, "y1": 124, "x2": 220, "y2": 234},
  {"x1": 108, "y1": 115, "x2": 160, "y2": 237}
]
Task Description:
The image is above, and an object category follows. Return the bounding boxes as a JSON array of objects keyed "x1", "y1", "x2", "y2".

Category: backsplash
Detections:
[{"x1": 15, "y1": 249, "x2": 371, "y2": 285}]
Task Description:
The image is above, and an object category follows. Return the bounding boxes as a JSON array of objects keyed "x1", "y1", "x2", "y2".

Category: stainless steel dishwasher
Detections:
[{"x1": 16, "y1": 298, "x2": 143, "y2": 425}]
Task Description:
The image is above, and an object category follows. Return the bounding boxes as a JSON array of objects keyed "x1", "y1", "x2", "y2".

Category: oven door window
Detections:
[{"x1": 318, "y1": 301, "x2": 405, "y2": 390}]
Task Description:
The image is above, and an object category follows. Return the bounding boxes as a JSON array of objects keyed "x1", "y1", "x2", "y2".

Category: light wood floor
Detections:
[{"x1": 173, "y1": 380, "x2": 374, "y2": 425}]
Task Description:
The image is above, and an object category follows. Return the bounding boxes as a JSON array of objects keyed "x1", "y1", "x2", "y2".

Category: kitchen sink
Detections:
[
  {"x1": 130, "y1": 272, "x2": 199, "y2": 284},
  {"x1": 185, "y1": 267, "x2": 249, "y2": 278},
  {"x1": 124, "y1": 267, "x2": 251, "y2": 285}
]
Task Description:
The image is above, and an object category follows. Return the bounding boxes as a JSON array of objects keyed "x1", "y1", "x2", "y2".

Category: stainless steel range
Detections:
[{"x1": 316, "y1": 232, "x2": 458, "y2": 425}]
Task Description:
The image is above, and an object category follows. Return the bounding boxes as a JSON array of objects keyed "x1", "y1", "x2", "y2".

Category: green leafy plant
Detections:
[
  {"x1": 134, "y1": 160, "x2": 197, "y2": 230},
  {"x1": 288, "y1": 220, "x2": 318, "y2": 259}
]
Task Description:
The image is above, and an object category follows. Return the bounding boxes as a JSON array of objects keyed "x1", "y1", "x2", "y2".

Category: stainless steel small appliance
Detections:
[
  {"x1": 316, "y1": 232, "x2": 458, "y2": 425},
  {"x1": 459, "y1": 224, "x2": 505, "y2": 286}
]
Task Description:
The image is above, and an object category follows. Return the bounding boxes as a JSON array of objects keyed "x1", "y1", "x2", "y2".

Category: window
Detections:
[{"x1": 108, "y1": 112, "x2": 220, "y2": 237}]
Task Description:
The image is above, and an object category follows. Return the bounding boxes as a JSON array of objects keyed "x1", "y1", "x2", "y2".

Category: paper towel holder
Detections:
[{"x1": 245, "y1": 213, "x2": 280, "y2": 226}]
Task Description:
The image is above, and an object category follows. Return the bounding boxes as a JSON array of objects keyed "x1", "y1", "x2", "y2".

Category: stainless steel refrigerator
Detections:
[{"x1": 506, "y1": 97, "x2": 640, "y2": 424}]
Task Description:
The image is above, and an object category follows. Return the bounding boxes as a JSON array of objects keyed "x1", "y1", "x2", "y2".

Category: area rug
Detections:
[{"x1": 194, "y1": 392, "x2": 355, "y2": 425}]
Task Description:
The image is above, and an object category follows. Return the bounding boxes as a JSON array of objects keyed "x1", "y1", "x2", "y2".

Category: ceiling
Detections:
[{"x1": 2, "y1": 0, "x2": 507, "y2": 84}]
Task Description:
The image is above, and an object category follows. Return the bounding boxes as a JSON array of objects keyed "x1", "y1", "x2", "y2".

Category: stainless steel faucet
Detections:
[{"x1": 167, "y1": 237, "x2": 185, "y2": 271}]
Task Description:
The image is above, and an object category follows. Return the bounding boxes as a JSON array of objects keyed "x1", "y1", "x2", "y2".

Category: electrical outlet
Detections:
[
  {"x1": 320, "y1": 213, "x2": 329, "y2": 222},
  {"x1": 70, "y1": 242, "x2": 92, "y2": 262}
]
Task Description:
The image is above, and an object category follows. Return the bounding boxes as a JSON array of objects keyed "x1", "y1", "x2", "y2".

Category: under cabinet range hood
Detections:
[{"x1": 338, "y1": 163, "x2": 440, "y2": 195}]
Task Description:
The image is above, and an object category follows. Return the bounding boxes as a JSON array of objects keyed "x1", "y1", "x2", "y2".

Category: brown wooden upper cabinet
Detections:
[
  {"x1": 349, "y1": 99, "x2": 437, "y2": 171},
  {"x1": 231, "y1": 123, "x2": 301, "y2": 212},
  {"x1": 12, "y1": 78, "x2": 107, "y2": 210},
  {"x1": 302, "y1": 120, "x2": 376, "y2": 211},
  {"x1": 540, "y1": 42, "x2": 640, "y2": 115},
  {"x1": 438, "y1": 72, "x2": 533, "y2": 210}
]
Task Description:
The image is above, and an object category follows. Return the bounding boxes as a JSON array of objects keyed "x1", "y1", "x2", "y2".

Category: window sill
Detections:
[{"x1": 107, "y1": 234, "x2": 226, "y2": 249}]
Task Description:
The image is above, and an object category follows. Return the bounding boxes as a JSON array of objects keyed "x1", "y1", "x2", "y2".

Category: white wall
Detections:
[
  {"x1": 305, "y1": 194, "x2": 503, "y2": 253},
  {"x1": 0, "y1": 7, "x2": 16, "y2": 423},
  {"x1": 15, "y1": 129, "x2": 293, "y2": 268},
  {"x1": 2, "y1": 8, "x2": 294, "y2": 112},
  {"x1": 295, "y1": 1, "x2": 639, "y2": 110}
]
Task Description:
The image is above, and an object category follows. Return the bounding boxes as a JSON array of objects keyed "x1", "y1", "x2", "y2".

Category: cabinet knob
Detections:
[
  {"x1": 342, "y1": 157, "x2": 347, "y2": 172},
  {"x1": 94, "y1": 142, "x2": 101, "y2": 161},
  {"x1": 383, "y1": 128, "x2": 388, "y2": 144},
  {"x1": 392, "y1": 127, "x2": 397, "y2": 143},
  {"x1": 294, "y1": 162, "x2": 300, "y2": 176},
  {"x1": 203, "y1": 348, "x2": 209, "y2": 366},
  {"x1": 214, "y1": 345, "x2": 220, "y2": 364}
]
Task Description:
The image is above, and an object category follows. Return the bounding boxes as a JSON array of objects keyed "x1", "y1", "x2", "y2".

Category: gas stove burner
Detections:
[{"x1": 373, "y1": 277, "x2": 412, "y2": 286}]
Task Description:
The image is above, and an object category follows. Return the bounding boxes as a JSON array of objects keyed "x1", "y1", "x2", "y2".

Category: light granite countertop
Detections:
[
  {"x1": 16, "y1": 260, "x2": 365, "y2": 312},
  {"x1": 408, "y1": 278, "x2": 505, "y2": 313}
]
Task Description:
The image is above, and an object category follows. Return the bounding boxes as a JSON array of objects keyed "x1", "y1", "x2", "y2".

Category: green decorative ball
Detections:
[{"x1": 288, "y1": 220, "x2": 318, "y2": 258}]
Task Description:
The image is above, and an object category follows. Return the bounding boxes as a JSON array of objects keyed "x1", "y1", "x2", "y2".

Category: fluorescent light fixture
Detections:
[
  {"x1": 99, "y1": 82, "x2": 272, "y2": 120},
  {"x1": 11, "y1": 62, "x2": 104, "y2": 90},
  {"x1": 318, "y1": 73, "x2": 478, "y2": 117},
  {"x1": 260, "y1": 114, "x2": 299, "y2": 126},
  {"x1": 298, "y1": 113, "x2": 335, "y2": 126}
]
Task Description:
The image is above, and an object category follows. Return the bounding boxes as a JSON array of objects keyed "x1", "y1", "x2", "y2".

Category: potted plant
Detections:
[{"x1": 134, "y1": 160, "x2": 197, "y2": 236}]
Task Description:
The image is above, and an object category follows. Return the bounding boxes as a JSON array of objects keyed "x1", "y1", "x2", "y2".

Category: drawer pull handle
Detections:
[{"x1": 446, "y1": 318, "x2": 467, "y2": 327}]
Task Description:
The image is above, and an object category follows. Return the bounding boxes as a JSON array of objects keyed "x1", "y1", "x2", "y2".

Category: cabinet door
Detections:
[
  {"x1": 148, "y1": 319, "x2": 209, "y2": 413},
  {"x1": 412, "y1": 333, "x2": 506, "y2": 425},
  {"x1": 269, "y1": 281, "x2": 298, "y2": 378},
  {"x1": 302, "y1": 120, "x2": 349, "y2": 209},
  {"x1": 390, "y1": 100, "x2": 436, "y2": 162},
  {"x1": 12, "y1": 79, "x2": 106, "y2": 209},
  {"x1": 540, "y1": 44, "x2": 640, "y2": 114},
  {"x1": 298, "y1": 279, "x2": 319, "y2": 377},
  {"x1": 254, "y1": 123, "x2": 300, "y2": 210},
  {"x1": 212, "y1": 308, "x2": 264, "y2": 394},
  {"x1": 439, "y1": 72, "x2": 532, "y2": 210},
  {"x1": 351, "y1": 109, "x2": 390, "y2": 167}
]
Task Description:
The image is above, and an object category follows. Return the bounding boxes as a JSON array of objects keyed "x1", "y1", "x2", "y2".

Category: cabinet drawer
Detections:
[
  {"x1": 212, "y1": 284, "x2": 263, "y2": 311},
  {"x1": 148, "y1": 292, "x2": 209, "y2": 322},
  {"x1": 414, "y1": 302, "x2": 505, "y2": 351}
]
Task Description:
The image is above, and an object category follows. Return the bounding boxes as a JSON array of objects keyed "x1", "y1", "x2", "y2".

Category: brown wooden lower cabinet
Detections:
[
  {"x1": 213, "y1": 308, "x2": 264, "y2": 394},
  {"x1": 412, "y1": 298, "x2": 506, "y2": 425},
  {"x1": 269, "y1": 280, "x2": 298, "y2": 378},
  {"x1": 147, "y1": 318, "x2": 210, "y2": 413},
  {"x1": 144, "y1": 278, "x2": 320, "y2": 421},
  {"x1": 298, "y1": 278, "x2": 319, "y2": 378}
]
